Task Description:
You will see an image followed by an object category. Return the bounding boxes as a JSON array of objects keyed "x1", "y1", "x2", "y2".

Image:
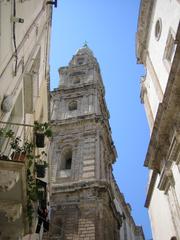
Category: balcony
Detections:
[{"x1": 0, "y1": 120, "x2": 51, "y2": 239}]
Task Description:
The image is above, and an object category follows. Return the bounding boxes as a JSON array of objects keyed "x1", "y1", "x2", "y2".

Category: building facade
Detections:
[
  {"x1": 50, "y1": 45, "x2": 145, "y2": 240},
  {"x1": 0, "y1": 0, "x2": 53, "y2": 239},
  {"x1": 136, "y1": 0, "x2": 180, "y2": 239}
]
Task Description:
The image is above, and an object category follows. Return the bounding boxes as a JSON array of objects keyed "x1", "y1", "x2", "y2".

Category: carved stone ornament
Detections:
[
  {"x1": 158, "y1": 168, "x2": 174, "y2": 192},
  {"x1": 1, "y1": 95, "x2": 13, "y2": 113},
  {"x1": 0, "y1": 170, "x2": 20, "y2": 192},
  {"x1": 0, "y1": 200, "x2": 22, "y2": 222}
]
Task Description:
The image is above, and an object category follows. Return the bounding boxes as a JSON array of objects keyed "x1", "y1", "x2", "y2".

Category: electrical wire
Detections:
[{"x1": 12, "y1": 0, "x2": 18, "y2": 76}]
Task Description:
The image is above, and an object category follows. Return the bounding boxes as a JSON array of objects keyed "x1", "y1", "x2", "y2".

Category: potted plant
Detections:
[
  {"x1": 35, "y1": 151, "x2": 48, "y2": 178},
  {"x1": 10, "y1": 137, "x2": 25, "y2": 161},
  {"x1": 10, "y1": 138, "x2": 34, "y2": 162},
  {"x1": 34, "y1": 121, "x2": 52, "y2": 148}
]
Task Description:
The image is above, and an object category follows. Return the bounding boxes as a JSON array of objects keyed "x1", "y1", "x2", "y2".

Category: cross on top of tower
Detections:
[{"x1": 83, "y1": 41, "x2": 88, "y2": 48}]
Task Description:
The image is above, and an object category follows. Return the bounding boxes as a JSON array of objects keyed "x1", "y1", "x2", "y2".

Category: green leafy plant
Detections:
[
  {"x1": 26, "y1": 152, "x2": 37, "y2": 228},
  {"x1": 10, "y1": 137, "x2": 35, "y2": 161},
  {"x1": 0, "y1": 128, "x2": 14, "y2": 159},
  {"x1": 35, "y1": 151, "x2": 48, "y2": 165},
  {"x1": 0, "y1": 128, "x2": 14, "y2": 138},
  {"x1": 34, "y1": 121, "x2": 52, "y2": 148},
  {"x1": 34, "y1": 121, "x2": 52, "y2": 137}
]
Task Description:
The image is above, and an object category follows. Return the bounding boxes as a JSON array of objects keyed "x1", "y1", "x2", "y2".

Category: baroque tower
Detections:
[
  {"x1": 50, "y1": 44, "x2": 121, "y2": 239},
  {"x1": 49, "y1": 45, "x2": 144, "y2": 240}
]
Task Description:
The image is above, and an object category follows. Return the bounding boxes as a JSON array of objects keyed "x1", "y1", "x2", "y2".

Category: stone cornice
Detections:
[
  {"x1": 144, "y1": 170, "x2": 158, "y2": 208},
  {"x1": 136, "y1": 0, "x2": 155, "y2": 64},
  {"x1": 52, "y1": 179, "x2": 110, "y2": 193},
  {"x1": 51, "y1": 82, "x2": 103, "y2": 97}
]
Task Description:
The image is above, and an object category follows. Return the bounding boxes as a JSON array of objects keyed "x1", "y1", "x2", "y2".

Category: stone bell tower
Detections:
[{"x1": 50, "y1": 44, "x2": 121, "y2": 240}]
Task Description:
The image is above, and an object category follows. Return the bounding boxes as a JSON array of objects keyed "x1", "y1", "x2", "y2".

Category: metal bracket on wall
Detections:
[{"x1": 46, "y1": 0, "x2": 57, "y2": 8}]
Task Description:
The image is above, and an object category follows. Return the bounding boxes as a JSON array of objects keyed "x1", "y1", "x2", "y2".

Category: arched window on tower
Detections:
[
  {"x1": 58, "y1": 148, "x2": 72, "y2": 179},
  {"x1": 60, "y1": 148, "x2": 72, "y2": 170}
]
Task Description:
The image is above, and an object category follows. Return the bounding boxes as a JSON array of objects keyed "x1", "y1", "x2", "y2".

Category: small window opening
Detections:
[
  {"x1": 166, "y1": 34, "x2": 175, "y2": 63},
  {"x1": 65, "y1": 158, "x2": 72, "y2": 169},
  {"x1": 74, "y1": 78, "x2": 80, "y2": 84},
  {"x1": 60, "y1": 148, "x2": 72, "y2": 170},
  {"x1": 77, "y1": 58, "x2": 84, "y2": 65},
  {"x1": 155, "y1": 18, "x2": 162, "y2": 40},
  {"x1": 68, "y1": 101, "x2": 77, "y2": 111}
]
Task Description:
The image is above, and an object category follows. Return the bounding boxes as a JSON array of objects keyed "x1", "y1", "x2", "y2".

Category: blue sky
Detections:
[{"x1": 50, "y1": 1, "x2": 152, "y2": 239}]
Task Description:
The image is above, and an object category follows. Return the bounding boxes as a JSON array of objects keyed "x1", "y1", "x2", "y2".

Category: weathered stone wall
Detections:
[{"x1": 49, "y1": 186, "x2": 119, "y2": 240}]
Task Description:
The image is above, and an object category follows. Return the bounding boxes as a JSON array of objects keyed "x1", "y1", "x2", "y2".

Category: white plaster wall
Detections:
[
  {"x1": 149, "y1": 177, "x2": 176, "y2": 240},
  {"x1": 145, "y1": 70, "x2": 159, "y2": 120},
  {"x1": 0, "y1": 1, "x2": 12, "y2": 72},
  {"x1": 0, "y1": 1, "x2": 51, "y2": 239},
  {"x1": 0, "y1": 0, "x2": 49, "y2": 124},
  {"x1": 145, "y1": 0, "x2": 180, "y2": 118},
  {"x1": 172, "y1": 163, "x2": 180, "y2": 205},
  {"x1": 140, "y1": 1, "x2": 180, "y2": 239}
]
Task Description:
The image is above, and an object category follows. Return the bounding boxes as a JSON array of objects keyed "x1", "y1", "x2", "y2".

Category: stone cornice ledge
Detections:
[
  {"x1": 136, "y1": 0, "x2": 155, "y2": 64},
  {"x1": 52, "y1": 179, "x2": 110, "y2": 193},
  {"x1": 144, "y1": 170, "x2": 158, "y2": 208}
]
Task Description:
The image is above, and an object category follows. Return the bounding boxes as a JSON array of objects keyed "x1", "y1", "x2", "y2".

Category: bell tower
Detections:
[{"x1": 50, "y1": 45, "x2": 121, "y2": 240}]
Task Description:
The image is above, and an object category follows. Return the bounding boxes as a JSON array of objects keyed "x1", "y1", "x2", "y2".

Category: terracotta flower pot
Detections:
[{"x1": 11, "y1": 151, "x2": 26, "y2": 162}]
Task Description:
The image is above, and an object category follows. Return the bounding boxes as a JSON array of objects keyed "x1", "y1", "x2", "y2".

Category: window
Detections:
[
  {"x1": 163, "y1": 29, "x2": 176, "y2": 71},
  {"x1": 164, "y1": 33, "x2": 175, "y2": 63},
  {"x1": 74, "y1": 78, "x2": 80, "y2": 84},
  {"x1": 60, "y1": 148, "x2": 72, "y2": 170},
  {"x1": 65, "y1": 158, "x2": 72, "y2": 169},
  {"x1": 68, "y1": 101, "x2": 77, "y2": 111},
  {"x1": 155, "y1": 18, "x2": 162, "y2": 40},
  {"x1": 77, "y1": 57, "x2": 84, "y2": 65}
]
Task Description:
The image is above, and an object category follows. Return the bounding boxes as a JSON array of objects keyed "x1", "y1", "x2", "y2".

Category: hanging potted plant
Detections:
[
  {"x1": 35, "y1": 151, "x2": 48, "y2": 178},
  {"x1": 34, "y1": 121, "x2": 52, "y2": 148}
]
